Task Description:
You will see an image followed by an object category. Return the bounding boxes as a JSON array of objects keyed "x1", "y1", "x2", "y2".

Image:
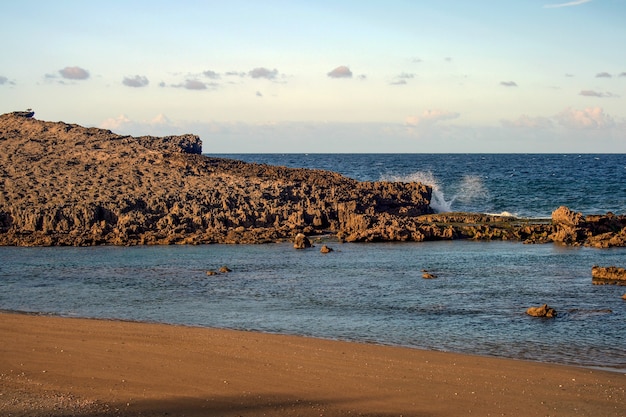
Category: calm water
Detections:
[{"x1": 1, "y1": 154, "x2": 625, "y2": 370}]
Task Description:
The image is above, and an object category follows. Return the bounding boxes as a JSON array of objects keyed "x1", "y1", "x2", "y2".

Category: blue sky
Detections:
[{"x1": 1, "y1": 0, "x2": 625, "y2": 152}]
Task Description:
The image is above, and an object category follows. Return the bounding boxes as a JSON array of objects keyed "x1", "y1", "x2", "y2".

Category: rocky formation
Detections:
[
  {"x1": 591, "y1": 266, "x2": 626, "y2": 286},
  {"x1": 550, "y1": 206, "x2": 626, "y2": 248},
  {"x1": 0, "y1": 111, "x2": 434, "y2": 246},
  {"x1": 1, "y1": 112, "x2": 625, "y2": 247},
  {"x1": 526, "y1": 304, "x2": 557, "y2": 318}
]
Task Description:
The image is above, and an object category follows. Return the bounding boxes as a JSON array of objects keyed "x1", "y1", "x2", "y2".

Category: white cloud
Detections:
[
  {"x1": 500, "y1": 81, "x2": 518, "y2": 87},
  {"x1": 596, "y1": 72, "x2": 612, "y2": 78},
  {"x1": 327, "y1": 66, "x2": 353, "y2": 78},
  {"x1": 0, "y1": 76, "x2": 7, "y2": 85},
  {"x1": 555, "y1": 107, "x2": 614, "y2": 129},
  {"x1": 122, "y1": 75, "x2": 149, "y2": 88},
  {"x1": 405, "y1": 109, "x2": 460, "y2": 127},
  {"x1": 100, "y1": 114, "x2": 132, "y2": 131},
  {"x1": 543, "y1": 0, "x2": 592, "y2": 8},
  {"x1": 59, "y1": 66, "x2": 90, "y2": 80}
]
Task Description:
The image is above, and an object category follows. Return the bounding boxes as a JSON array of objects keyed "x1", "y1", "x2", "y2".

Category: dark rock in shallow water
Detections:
[
  {"x1": 293, "y1": 233, "x2": 312, "y2": 249},
  {"x1": 526, "y1": 304, "x2": 557, "y2": 318},
  {"x1": 592, "y1": 265, "x2": 626, "y2": 286},
  {"x1": 320, "y1": 244, "x2": 333, "y2": 253}
]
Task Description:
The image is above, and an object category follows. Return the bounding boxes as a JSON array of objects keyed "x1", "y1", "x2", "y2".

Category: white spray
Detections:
[{"x1": 382, "y1": 171, "x2": 492, "y2": 213}]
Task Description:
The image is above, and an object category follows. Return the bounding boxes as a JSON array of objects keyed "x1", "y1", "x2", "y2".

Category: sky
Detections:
[{"x1": 1, "y1": 0, "x2": 626, "y2": 153}]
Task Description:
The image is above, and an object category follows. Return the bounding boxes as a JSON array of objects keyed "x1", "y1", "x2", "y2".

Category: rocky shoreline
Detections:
[{"x1": 1, "y1": 111, "x2": 625, "y2": 248}]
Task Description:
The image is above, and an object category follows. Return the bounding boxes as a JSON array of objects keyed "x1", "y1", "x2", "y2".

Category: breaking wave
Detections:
[{"x1": 382, "y1": 171, "x2": 492, "y2": 213}]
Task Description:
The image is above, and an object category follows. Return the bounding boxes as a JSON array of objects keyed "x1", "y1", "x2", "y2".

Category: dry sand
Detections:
[{"x1": 1, "y1": 312, "x2": 624, "y2": 417}]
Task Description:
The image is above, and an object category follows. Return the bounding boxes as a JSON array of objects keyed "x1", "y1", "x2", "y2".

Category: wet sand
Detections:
[{"x1": 1, "y1": 312, "x2": 624, "y2": 416}]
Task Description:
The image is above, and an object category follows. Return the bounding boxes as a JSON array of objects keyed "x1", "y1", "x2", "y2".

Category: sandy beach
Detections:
[{"x1": 1, "y1": 312, "x2": 624, "y2": 416}]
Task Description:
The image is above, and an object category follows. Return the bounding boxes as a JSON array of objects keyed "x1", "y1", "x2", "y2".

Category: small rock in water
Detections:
[
  {"x1": 219, "y1": 266, "x2": 232, "y2": 273},
  {"x1": 320, "y1": 245, "x2": 333, "y2": 254},
  {"x1": 422, "y1": 270, "x2": 437, "y2": 279},
  {"x1": 526, "y1": 304, "x2": 557, "y2": 318},
  {"x1": 206, "y1": 270, "x2": 217, "y2": 276},
  {"x1": 293, "y1": 233, "x2": 312, "y2": 249}
]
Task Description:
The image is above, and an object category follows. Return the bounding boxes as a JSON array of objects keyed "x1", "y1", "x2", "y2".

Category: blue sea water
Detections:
[
  {"x1": 1, "y1": 154, "x2": 625, "y2": 370},
  {"x1": 216, "y1": 153, "x2": 626, "y2": 218}
]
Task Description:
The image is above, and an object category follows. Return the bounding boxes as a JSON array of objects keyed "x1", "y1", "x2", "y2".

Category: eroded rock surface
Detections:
[
  {"x1": 1, "y1": 112, "x2": 625, "y2": 247},
  {"x1": 0, "y1": 112, "x2": 434, "y2": 246}
]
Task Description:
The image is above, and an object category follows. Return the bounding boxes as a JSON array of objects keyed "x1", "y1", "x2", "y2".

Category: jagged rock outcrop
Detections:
[
  {"x1": 0, "y1": 112, "x2": 434, "y2": 246},
  {"x1": 592, "y1": 266, "x2": 626, "y2": 286},
  {"x1": 550, "y1": 206, "x2": 626, "y2": 248},
  {"x1": 1, "y1": 112, "x2": 625, "y2": 247}
]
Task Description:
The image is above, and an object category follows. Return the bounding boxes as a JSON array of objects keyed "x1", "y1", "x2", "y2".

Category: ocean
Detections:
[{"x1": 1, "y1": 154, "x2": 625, "y2": 371}]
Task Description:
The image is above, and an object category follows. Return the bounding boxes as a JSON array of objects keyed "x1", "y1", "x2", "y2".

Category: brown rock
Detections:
[
  {"x1": 219, "y1": 266, "x2": 232, "y2": 273},
  {"x1": 320, "y1": 245, "x2": 333, "y2": 254},
  {"x1": 0, "y1": 112, "x2": 433, "y2": 246},
  {"x1": 591, "y1": 265, "x2": 626, "y2": 285},
  {"x1": 526, "y1": 304, "x2": 557, "y2": 318},
  {"x1": 293, "y1": 233, "x2": 312, "y2": 249}
]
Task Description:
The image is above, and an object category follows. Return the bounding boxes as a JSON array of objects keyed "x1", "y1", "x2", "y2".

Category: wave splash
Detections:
[{"x1": 382, "y1": 171, "x2": 491, "y2": 213}]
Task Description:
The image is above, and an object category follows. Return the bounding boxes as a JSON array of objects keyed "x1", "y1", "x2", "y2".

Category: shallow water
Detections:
[{"x1": 1, "y1": 241, "x2": 624, "y2": 370}]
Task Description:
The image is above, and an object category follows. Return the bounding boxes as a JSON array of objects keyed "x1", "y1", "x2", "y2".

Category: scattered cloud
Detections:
[
  {"x1": 122, "y1": 75, "x2": 149, "y2": 88},
  {"x1": 59, "y1": 66, "x2": 90, "y2": 80},
  {"x1": 620, "y1": 72, "x2": 626, "y2": 77},
  {"x1": 0, "y1": 76, "x2": 14, "y2": 85},
  {"x1": 501, "y1": 115, "x2": 553, "y2": 129},
  {"x1": 100, "y1": 113, "x2": 176, "y2": 135},
  {"x1": 565, "y1": 73, "x2": 575, "y2": 77},
  {"x1": 256, "y1": 91, "x2": 263, "y2": 97},
  {"x1": 249, "y1": 67, "x2": 279, "y2": 79},
  {"x1": 100, "y1": 114, "x2": 132, "y2": 131},
  {"x1": 225, "y1": 71, "x2": 246, "y2": 77},
  {"x1": 390, "y1": 73, "x2": 415, "y2": 85},
  {"x1": 327, "y1": 66, "x2": 353, "y2": 78},
  {"x1": 444, "y1": 57, "x2": 452, "y2": 62},
  {"x1": 596, "y1": 72, "x2": 612, "y2": 78},
  {"x1": 203, "y1": 70, "x2": 220, "y2": 79},
  {"x1": 171, "y1": 79, "x2": 210, "y2": 90},
  {"x1": 405, "y1": 109, "x2": 460, "y2": 127},
  {"x1": 500, "y1": 81, "x2": 518, "y2": 87},
  {"x1": 543, "y1": 0, "x2": 592, "y2": 8},
  {"x1": 411, "y1": 57, "x2": 423, "y2": 63},
  {"x1": 579, "y1": 90, "x2": 618, "y2": 98},
  {"x1": 555, "y1": 106, "x2": 614, "y2": 129}
]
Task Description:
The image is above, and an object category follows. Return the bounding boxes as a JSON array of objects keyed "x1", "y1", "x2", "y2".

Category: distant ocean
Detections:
[{"x1": 1, "y1": 154, "x2": 625, "y2": 371}]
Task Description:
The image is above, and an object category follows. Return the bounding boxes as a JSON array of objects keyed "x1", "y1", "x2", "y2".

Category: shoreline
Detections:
[
  {"x1": 1, "y1": 312, "x2": 624, "y2": 416},
  {"x1": 3, "y1": 308, "x2": 626, "y2": 375}
]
